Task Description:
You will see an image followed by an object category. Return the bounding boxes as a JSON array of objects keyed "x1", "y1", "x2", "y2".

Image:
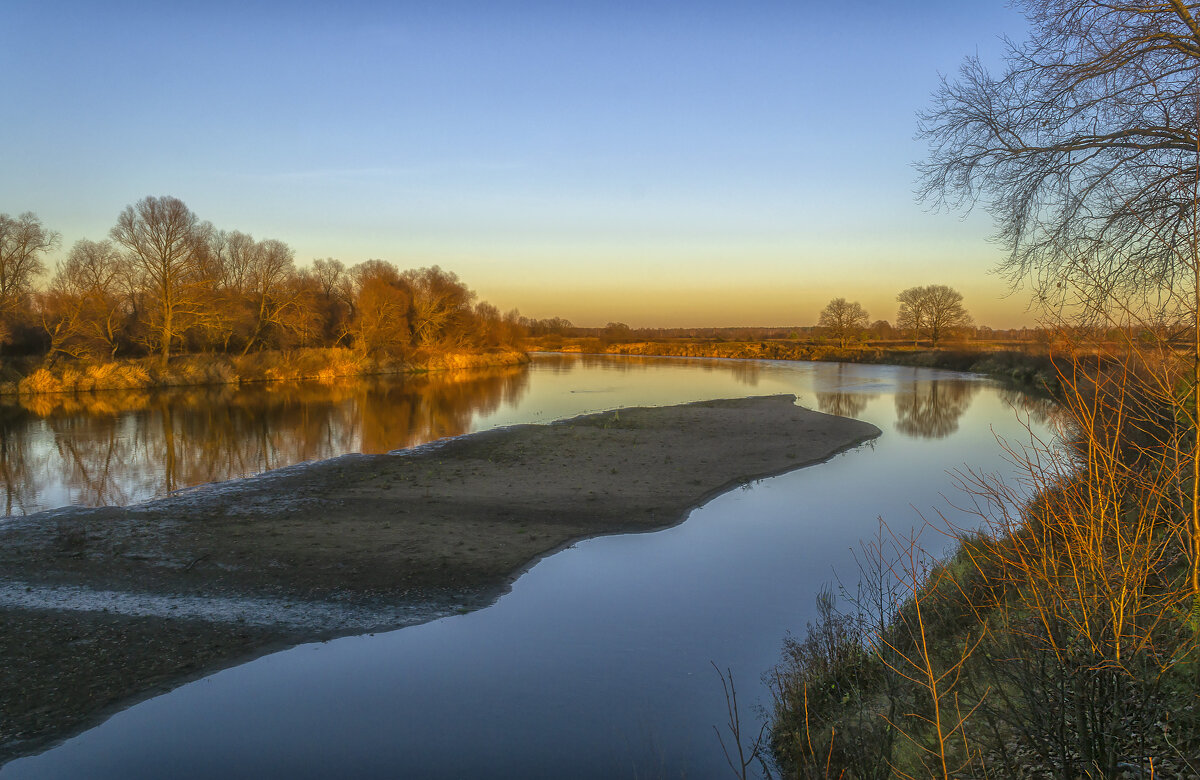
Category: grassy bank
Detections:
[
  {"x1": 526, "y1": 337, "x2": 1057, "y2": 390},
  {"x1": 767, "y1": 534, "x2": 1200, "y2": 778},
  {"x1": 764, "y1": 356, "x2": 1200, "y2": 778},
  {"x1": 5, "y1": 347, "x2": 529, "y2": 396}
]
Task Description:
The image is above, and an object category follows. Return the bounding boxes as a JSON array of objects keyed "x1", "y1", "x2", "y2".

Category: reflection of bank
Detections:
[
  {"x1": 527, "y1": 353, "x2": 578, "y2": 374},
  {"x1": 2, "y1": 365, "x2": 532, "y2": 515},
  {"x1": 571, "y1": 353, "x2": 763, "y2": 386},
  {"x1": 893, "y1": 378, "x2": 982, "y2": 439},
  {"x1": 996, "y1": 386, "x2": 1060, "y2": 429}
]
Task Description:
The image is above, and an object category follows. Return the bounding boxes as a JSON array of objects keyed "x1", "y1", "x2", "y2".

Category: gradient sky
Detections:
[{"x1": 3, "y1": 1, "x2": 1033, "y2": 328}]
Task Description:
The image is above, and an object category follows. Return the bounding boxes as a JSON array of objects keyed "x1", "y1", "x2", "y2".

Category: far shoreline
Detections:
[{"x1": 528, "y1": 339, "x2": 1059, "y2": 391}]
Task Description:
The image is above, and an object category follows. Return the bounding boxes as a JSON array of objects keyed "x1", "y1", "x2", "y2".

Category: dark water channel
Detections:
[{"x1": 4, "y1": 355, "x2": 1056, "y2": 778}]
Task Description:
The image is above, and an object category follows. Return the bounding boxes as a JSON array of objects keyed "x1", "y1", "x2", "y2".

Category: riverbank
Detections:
[
  {"x1": 0, "y1": 394, "x2": 879, "y2": 764},
  {"x1": 528, "y1": 338, "x2": 1057, "y2": 390},
  {"x1": 765, "y1": 358, "x2": 1200, "y2": 777},
  {"x1": 3, "y1": 347, "x2": 530, "y2": 396}
]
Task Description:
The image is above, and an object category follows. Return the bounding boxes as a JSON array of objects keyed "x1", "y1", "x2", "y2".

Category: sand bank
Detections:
[{"x1": 0, "y1": 394, "x2": 878, "y2": 763}]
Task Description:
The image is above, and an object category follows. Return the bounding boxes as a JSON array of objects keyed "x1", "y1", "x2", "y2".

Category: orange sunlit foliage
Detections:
[{"x1": 7, "y1": 198, "x2": 526, "y2": 371}]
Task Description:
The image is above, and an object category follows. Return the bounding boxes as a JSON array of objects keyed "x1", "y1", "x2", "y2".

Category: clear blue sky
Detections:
[{"x1": 2, "y1": 1, "x2": 1032, "y2": 327}]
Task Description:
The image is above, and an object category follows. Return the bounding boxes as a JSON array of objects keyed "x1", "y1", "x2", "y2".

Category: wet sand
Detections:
[{"x1": 0, "y1": 394, "x2": 879, "y2": 764}]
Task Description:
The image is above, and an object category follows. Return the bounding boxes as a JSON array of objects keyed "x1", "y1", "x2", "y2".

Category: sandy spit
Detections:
[{"x1": 0, "y1": 394, "x2": 878, "y2": 764}]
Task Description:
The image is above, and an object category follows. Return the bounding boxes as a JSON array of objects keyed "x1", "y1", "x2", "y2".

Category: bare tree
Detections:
[
  {"x1": 897, "y1": 285, "x2": 971, "y2": 347},
  {"x1": 43, "y1": 239, "x2": 128, "y2": 358},
  {"x1": 274, "y1": 271, "x2": 324, "y2": 347},
  {"x1": 918, "y1": 1, "x2": 1200, "y2": 311},
  {"x1": 870, "y1": 319, "x2": 895, "y2": 341},
  {"x1": 312, "y1": 257, "x2": 347, "y2": 300},
  {"x1": 310, "y1": 257, "x2": 352, "y2": 342},
  {"x1": 240, "y1": 237, "x2": 297, "y2": 354},
  {"x1": 0, "y1": 212, "x2": 59, "y2": 345},
  {"x1": 193, "y1": 227, "x2": 247, "y2": 351},
  {"x1": 917, "y1": 0, "x2": 1200, "y2": 592},
  {"x1": 215, "y1": 230, "x2": 256, "y2": 294},
  {"x1": 818, "y1": 297, "x2": 869, "y2": 348},
  {"x1": 347, "y1": 259, "x2": 412, "y2": 357},
  {"x1": 403, "y1": 265, "x2": 475, "y2": 348},
  {"x1": 921, "y1": 285, "x2": 972, "y2": 346},
  {"x1": 896, "y1": 286, "x2": 927, "y2": 346},
  {"x1": 110, "y1": 196, "x2": 209, "y2": 365}
]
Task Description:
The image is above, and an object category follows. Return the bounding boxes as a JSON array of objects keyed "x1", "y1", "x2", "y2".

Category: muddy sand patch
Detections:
[{"x1": 0, "y1": 394, "x2": 879, "y2": 763}]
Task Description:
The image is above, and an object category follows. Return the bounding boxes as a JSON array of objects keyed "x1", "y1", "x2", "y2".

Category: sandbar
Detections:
[{"x1": 0, "y1": 394, "x2": 879, "y2": 763}]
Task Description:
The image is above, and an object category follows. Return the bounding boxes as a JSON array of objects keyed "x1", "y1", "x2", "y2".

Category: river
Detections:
[{"x1": 3, "y1": 354, "x2": 1055, "y2": 778}]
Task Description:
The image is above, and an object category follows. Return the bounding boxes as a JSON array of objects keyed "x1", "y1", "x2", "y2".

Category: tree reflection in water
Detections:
[
  {"x1": 5, "y1": 366, "x2": 530, "y2": 514},
  {"x1": 815, "y1": 391, "x2": 872, "y2": 419},
  {"x1": 0, "y1": 411, "x2": 40, "y2": 516},
  {"x1": 893, "y1": 377, "x2": 982, "y2": 439},
  {"x1": 53, "y1": 420, "x2": 134, "y2": 507},
  {"x1": 727, "y1": 360, "x2": 761, "y2": 386},
  {"x1": 812, "y1": 363, "x2": 879, "y2": 420}
]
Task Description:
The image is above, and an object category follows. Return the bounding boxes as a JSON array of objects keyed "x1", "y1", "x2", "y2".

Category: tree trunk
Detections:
[{"x1": 161, "y1": 304, "x2": 172, "y2": 367}]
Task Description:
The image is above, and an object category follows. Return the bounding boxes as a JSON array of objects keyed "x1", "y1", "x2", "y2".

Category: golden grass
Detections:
[{"x1": 10, "y1": 348, "x2": 529, "y2": 397}]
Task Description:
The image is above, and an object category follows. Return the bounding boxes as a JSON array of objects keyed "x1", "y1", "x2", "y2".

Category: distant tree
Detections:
[
  {"x1": 817, "y1": 297, "x2": 869, "y2": 348},
  {"x1": 473, "y1": 301, "x2": 502, "y2": 348},
  {"x1": 602, "y1": 322, "x2": 633, "y2": 343},
  {"x1": 921, "y1": 284, "x2": 972, "y2": 346},
  {"x1": 501, "y1": 308, "x2": 527, "y2": 345},
  {"x1": 521, "y1": 316, "x2": 573, "y2": 336},
  {"x1": 110, "y1": 196, "x2": 209, "y2": 365},
  {"x1": 897, "y1": 285, "x2": 972, "y2": 347},
  {"x1": 472, "y1": 302, "x2": 527, "y2": 348},
  {"x1": 35, "y1": 288, "x2": 85, "y2": 363},
  {"x1": 870, "y1": 319, "x2": 895, "y2": 341},
  {"x1": 896, "y1": 287, "x2": 927, "y2": 346},
  {"x1": 0, "y1": 212, "x2": 59, "y2": 347}
]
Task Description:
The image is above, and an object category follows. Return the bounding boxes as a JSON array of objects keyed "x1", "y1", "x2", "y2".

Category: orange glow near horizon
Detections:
[{"x1": 479, "y1": 278, "x2": 1037, "y2": 331}]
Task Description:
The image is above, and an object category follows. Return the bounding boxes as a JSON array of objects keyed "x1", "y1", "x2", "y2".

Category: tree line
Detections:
[
  {"x1": 524, "y1": 286, "x2": 987, "y2": 348},
  {"x1": 0, "y1": 196, "x2": 524, "y2": 368},
  {"x1": 817, "y1": 284, "x2": 972, "y2": 348}
]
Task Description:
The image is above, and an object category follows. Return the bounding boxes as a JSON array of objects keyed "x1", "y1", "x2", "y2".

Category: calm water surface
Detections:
[{"x1": 5, "y1": 355, "x2": 1055, "y2": 778}]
